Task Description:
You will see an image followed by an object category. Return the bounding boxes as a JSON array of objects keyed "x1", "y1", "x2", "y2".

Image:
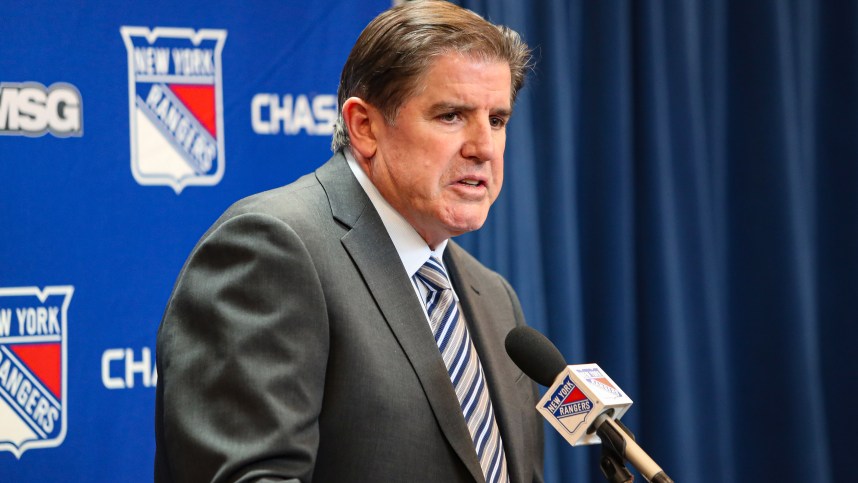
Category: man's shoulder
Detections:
[
  {"x1": 227, "y1": 171, "x2": 323, "y2": 220},
  {"x1": 180, "y1": 173, "x2": 331, "y2": 261},
  {"x1": 217, "y1": 153, "x2": 352, "y2": 225}
]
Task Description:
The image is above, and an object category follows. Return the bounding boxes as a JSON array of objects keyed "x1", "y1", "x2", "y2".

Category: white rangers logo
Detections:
[
  {"x1": 120, "y1": 26, "x2": 227, "y2": 194},
  {"x1": 0, "y1": 286, "x2": 72, "y2": 458}
]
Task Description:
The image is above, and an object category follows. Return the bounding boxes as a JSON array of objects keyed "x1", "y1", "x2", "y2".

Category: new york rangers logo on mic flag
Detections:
[
  {"x1": 120, "y1": 26, "x2": 227, "y2": 194},
  {"x1": 537, "y1": 364, "x2": 634, "y2": 446},
  {"x1": 543, "y1": 375, "x2": 593, "y2": 435}
]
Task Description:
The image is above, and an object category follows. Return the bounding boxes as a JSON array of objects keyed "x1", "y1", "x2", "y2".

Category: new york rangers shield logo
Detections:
[
  {"x1": 0, "y1": 286, "x2": 72, "y2": 458},
  {"x1": 120, "y1": 27, "x2": 227, "y2": 194},
  {"x1": 575, "y1": 365, "x2": 626, "y2": 400},
  {"x1": 544, "y1": 375, "x2": 593, "y2": 435}
]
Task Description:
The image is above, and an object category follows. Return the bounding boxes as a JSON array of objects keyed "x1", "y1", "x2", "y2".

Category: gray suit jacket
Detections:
[{"x1": 155, "y1": 153, "x2": 544, "y2": 483}]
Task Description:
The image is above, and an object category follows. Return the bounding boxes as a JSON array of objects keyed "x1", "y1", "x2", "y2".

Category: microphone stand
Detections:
[
  {"x1": 598, "y1": 418, "x2": 634, "y2": 483},
  {"x1": 600, "y1": 445, "x2": 635, "y2": 482},
  {"x1": 593, "y1": 414, "x2": 674, "y2": 483}
]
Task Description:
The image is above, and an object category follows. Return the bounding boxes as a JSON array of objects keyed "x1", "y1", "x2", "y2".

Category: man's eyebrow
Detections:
[
  {"x1": 427, "y1": 103, "x2": 513, "y2": 118},
  {"x1": 492, "y1": 107, "x2": 513, "y2": 118},
  {"x1": 428, "y1": 102, "x2": 474, "y2": 115}
]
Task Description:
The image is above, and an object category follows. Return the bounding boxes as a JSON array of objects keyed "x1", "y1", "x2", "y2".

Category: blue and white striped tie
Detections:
[{"x1": 415, "y1": 257, "x2": 509, "y2": 483}]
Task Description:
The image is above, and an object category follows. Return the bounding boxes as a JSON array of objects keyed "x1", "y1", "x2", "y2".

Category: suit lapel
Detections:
[
  {"x1": 444, "y1": 244, "x2": 529, "y2": 483},
  {"x1": 316, "y1": 155, "x2": 486, "y2": 482}
]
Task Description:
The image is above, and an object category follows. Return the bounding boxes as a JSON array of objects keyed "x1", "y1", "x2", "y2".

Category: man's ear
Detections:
[{"x1": 342, "y1": 97, "x2": 377, "y2": 160}]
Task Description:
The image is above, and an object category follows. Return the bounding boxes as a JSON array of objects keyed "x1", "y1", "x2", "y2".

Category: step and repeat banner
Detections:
[{"x1": 0, "y1": 0, "x2": 390, "y2": 479}]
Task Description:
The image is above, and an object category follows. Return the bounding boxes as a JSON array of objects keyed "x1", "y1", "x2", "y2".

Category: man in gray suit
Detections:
[{"x1": 155, "y1": 2, "x2": 544, "y2": 482}]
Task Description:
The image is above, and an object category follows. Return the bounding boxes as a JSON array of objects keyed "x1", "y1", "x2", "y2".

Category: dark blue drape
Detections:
[{"x1": 453, "y1": 1, "x2": 857, "y2": 482}]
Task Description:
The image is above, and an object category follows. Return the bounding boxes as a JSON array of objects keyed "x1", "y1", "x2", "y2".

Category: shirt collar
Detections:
[{"x1": 345, "y1": 150, "x2": 448, "y2": 277}]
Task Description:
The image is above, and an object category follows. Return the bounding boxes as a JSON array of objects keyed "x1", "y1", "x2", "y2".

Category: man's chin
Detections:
[
  {"x1": 444, "y1": 217, "x2": 489, "y2": 238},
  {"x1": 417, "y1": 208, "x2": 491, "y2": 245}
]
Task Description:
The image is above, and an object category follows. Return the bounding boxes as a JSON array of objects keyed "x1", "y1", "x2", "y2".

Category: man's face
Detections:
[{"x1": 365, "y1": 53, "x2": 512, "y2": 248}]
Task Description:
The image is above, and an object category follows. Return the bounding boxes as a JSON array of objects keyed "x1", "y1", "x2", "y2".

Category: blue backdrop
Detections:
[
  {"x1": 2, "y1": 1, "x2": 856, "y2": 482},
  {"x1": 455, "y1": 1, "x2": 857, "y2": 482},
  {"x1": 0, "y1": 1, "x2": 389, "y2": 480}
]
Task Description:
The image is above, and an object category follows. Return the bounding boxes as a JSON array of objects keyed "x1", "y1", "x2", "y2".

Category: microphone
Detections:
[{"x1": 505, "y1": 326, "x2": 674, "y2": 483}]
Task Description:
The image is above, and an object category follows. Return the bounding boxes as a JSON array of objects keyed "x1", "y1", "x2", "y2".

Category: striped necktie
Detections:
[{"x1": 415, "y1": 257, "x2": 509, "y2": 483}]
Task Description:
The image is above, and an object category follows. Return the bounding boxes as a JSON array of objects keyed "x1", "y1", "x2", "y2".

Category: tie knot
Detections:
[{"x1": 416, "y1": 256, "x2": 451, "y2": 292}]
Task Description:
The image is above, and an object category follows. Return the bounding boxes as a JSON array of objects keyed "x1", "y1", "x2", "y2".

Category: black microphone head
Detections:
[{"x1": 505, "y1": 326, "x2": 567, "y2": 387}]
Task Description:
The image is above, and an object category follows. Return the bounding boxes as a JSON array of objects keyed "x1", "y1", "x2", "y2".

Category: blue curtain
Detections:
[{"x1": 453, "y1": 1, "x2": 856, "y2": 482}]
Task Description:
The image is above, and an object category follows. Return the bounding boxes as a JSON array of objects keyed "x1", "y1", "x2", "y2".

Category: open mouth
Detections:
[{"x1": 459, "y1": 178, "x2": 484, "y2": 187}]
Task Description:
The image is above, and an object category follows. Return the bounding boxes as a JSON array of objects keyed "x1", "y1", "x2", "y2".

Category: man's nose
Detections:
[{"x1": 461, "y1": 119, "x2": 495, "y2": 162}]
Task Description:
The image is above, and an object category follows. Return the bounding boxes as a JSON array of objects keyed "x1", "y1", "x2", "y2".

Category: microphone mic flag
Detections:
[
  {"x1": 505, "y1": 327, "x2": 633, "y2": 446},
  {"x1": 506, "y1": 327, "x2": 674, "y2": 483}
]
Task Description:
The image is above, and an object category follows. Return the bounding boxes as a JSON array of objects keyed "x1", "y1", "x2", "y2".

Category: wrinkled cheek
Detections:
[{"x1": 493, "y1": 172, "x2": 504, "y2": 200}]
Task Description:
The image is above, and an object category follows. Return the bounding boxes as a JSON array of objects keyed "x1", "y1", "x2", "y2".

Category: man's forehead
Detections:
[
  {"x1": 410, "y1": 53, "x2": 513, "y2": 105},
  {"x1": 422, "y1": 52, "x2": 511, "y2": 81}
]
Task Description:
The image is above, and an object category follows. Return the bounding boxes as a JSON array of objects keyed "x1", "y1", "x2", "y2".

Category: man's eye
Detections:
[
  {"x1": 440, "y1": 112, "x2": 460, "y2": 122},
  {"x1": 490, "y1": 116, "x2": 507, "y2": 128}
]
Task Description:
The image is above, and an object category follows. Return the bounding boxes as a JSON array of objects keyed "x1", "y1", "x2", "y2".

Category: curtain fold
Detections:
[{"x1": 454, "y1": 1, "x2": 855, "y2": 482}]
